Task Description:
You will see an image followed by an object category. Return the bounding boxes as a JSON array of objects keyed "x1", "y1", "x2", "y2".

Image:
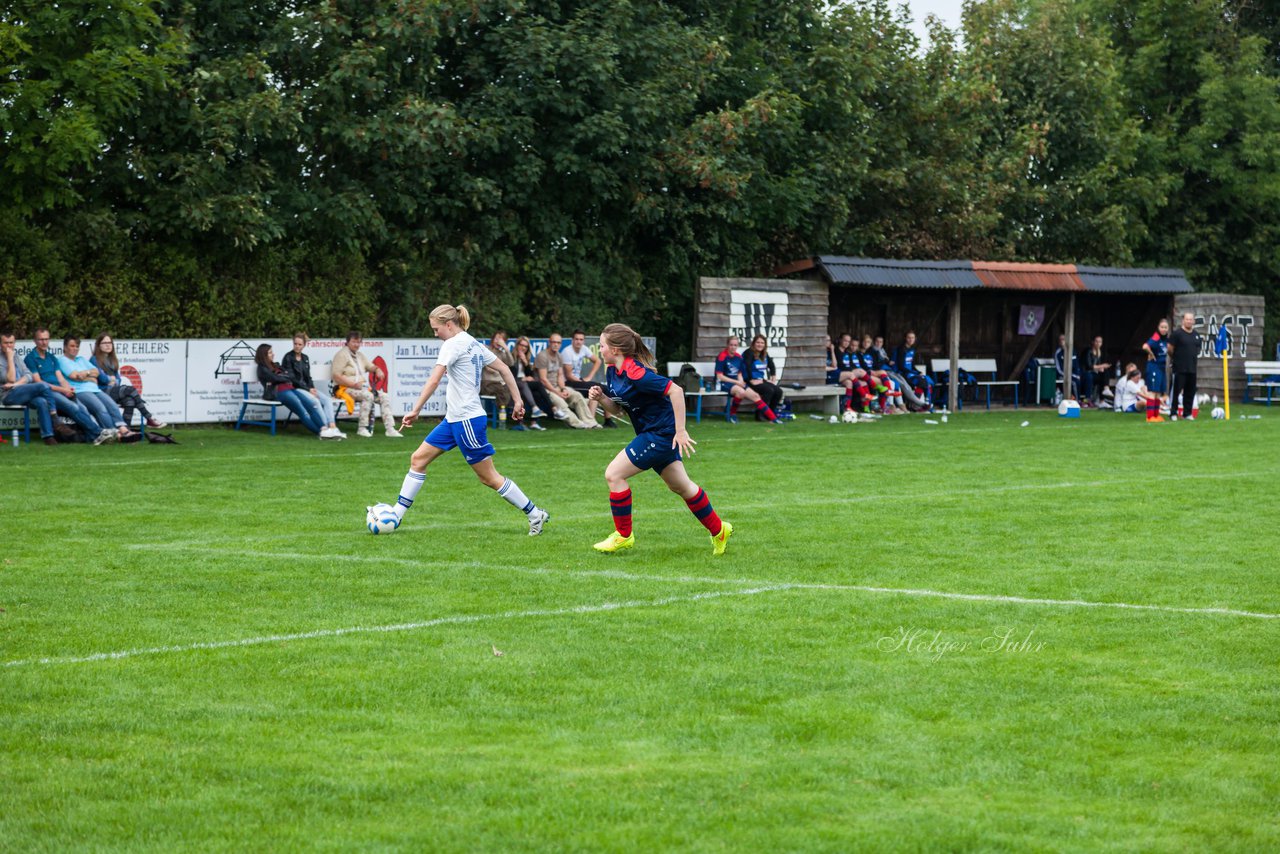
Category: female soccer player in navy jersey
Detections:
[
  {"x1": 385, "y1": 304, "x2": 550, "y2": 535},
  {"x1": 1143, "y1": 318, "x2": 1170, "y2": 395},
  {"x1": 588, "y1": 323, "x2": 733, "y2": 556}
]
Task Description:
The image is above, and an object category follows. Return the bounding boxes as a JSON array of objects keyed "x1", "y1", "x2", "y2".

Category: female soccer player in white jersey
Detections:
[
  {"x1": 588, "y1": 323, "x2": 732, "y2": 555},
  {"x1": 385, "y1": 304, "x2": 549, "y2": 535}
]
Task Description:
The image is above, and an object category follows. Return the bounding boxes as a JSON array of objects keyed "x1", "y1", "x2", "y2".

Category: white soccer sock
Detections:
[
  {"x1": 395, "y1": 470, "x2": 426, "y2": 520},
  {"x1": 497, "y1": 478, "x2": 536, "y2": 515}
]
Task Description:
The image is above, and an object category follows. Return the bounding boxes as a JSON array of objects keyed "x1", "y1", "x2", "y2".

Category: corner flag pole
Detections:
[
  {"x1": 1217, "y1": 325, "x2": 1232, "y2": 420},
  {"x1": 1222, "y1": 349, "x2": 1230, "y2": 420}
]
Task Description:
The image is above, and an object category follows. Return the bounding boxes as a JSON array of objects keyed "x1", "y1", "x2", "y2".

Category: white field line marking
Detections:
[
  {"x1": 127, "y1": 544, "x2": 1280, "y2": 622},
  {"x1": 0, "y1": 422, "x2": 1092, "y2": 469},
  {"x1": 76, "y1": 468, "x2": 1274, "y2": 537},
  {"x1": 1, "y1": 585, "x2": 797, "y2": 668}
]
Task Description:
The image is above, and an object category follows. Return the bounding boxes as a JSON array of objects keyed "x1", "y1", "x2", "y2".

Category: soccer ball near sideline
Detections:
[
  {"x1": 841, "y1": 409, "x2": 859, "y2": 424},
  {"x1": 366, "y1": 503, "x2": 400, "y2": 534},
  {"x1": 1211, "y1": 407, "x2": 1226, "y2": 420}
]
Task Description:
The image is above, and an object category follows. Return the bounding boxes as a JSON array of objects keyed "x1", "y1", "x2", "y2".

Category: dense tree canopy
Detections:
[{"x1": 2, "y1": 0, "x2": 1278, "y2": 354}]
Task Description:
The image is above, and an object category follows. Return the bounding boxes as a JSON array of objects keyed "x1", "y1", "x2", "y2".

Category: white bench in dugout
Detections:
[
  {"x1": 666, "y1": 361, "x2": 843, "y2": 420},
  {"x1": 1244, "y1": 360, "x2": 1280, "y2": 406},
  {"x1": 929, "y1": 358, "x2": 1019, "y2": 409},
  {"x1": 666, "y1": 362, "x2": 728, "y2": 423}
]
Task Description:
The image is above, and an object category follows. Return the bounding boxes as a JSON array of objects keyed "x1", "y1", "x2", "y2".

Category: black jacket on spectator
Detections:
[
  {"x1": 281, "y1": 350, "x2": 315, "y2": 391},
  {"x1": 257, "y1": 363, "x2": 295, "y2": 400},
  {"x1": 1082, "y1": 348, "x2": 1107, "y2": 375},
  {"x1": 1168, "y1": 328, "x2": 1201, "y2": 373}
]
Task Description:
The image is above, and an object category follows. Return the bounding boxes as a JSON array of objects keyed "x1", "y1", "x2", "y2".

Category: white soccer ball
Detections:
[
  {"x1": 842, "y1": 409, "x2": 858, "y2": 424},
  {"x1": 1211, "y1": 407, "x2": 1226, "y2": 420},
  {"x1": 366, "y1": 503, "x2": 400, "y2": 534}
]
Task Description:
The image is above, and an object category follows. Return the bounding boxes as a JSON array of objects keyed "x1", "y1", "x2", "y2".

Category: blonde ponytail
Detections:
[{"x1": 429, "y1": 303, "x2": 472, "y2": 331}]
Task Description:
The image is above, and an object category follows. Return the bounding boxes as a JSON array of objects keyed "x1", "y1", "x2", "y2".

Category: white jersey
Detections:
[
  {"x1": 1115, "y1": 377, "x2": 1142, "y2": 412},
  {"x1": 437, "y1": 330, "x2": 496, "y2": 422},
  {"x1": 564, "y1": 344, "x2": 595, "y2": 380}
]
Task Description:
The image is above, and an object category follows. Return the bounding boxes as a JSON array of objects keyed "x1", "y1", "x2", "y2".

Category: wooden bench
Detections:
[
  {"x1": 930, "y1": 358, "x2": 1019, "y2": 409},
  {"x1": 666, "y1": 361, "x2": 841, "y2": 419},
  {"x1": 780, "y1": 384, "x2": 843, "y2": 415},
  {"x1": 1244, "y1": 360, "x2": 1280, "y2": 406}
]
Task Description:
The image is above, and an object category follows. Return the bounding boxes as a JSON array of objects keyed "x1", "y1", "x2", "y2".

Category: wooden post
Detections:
[
  {"x1": 1063, "y1": 292, "x2": 1076, "y2": 400},
  {"x1": 948, "y1": 289, "x2": 961, "y2": 412}
]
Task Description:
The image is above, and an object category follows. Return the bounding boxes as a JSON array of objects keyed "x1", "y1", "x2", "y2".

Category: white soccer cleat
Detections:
[{"x1": 527, "y1": 507, "x2": 550, "y2": 536}]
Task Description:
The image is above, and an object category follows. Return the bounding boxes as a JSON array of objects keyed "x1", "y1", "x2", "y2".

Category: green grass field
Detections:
[{"x1": 3, "y1": 410, "x2": 1278, "y2": 851}]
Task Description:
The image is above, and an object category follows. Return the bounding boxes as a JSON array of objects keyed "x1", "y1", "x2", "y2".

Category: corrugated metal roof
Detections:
[
  {"x1": 802, "y1": 257, "x2": 1193, "y2": 295},
  {"x1": 1075, "y1": 265, "x2": 1194, "y2": 294},
  {"x1": 972, "y1": 261, "x2": 1084, "y2": 291},
  {"x1": 818, "y1": 257, "x2": 983, "y2": 289}
]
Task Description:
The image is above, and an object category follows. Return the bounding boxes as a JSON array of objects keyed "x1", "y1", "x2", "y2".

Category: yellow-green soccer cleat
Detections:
[
  {"x1": 593, "y1": 531, "x2": 635, "y2": 554},
  {"x1": 711, "y1": 521, "x2": 734, "y2": 556}
]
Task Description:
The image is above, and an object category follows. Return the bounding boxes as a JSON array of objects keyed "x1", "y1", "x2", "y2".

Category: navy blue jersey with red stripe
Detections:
[
  {"x1": 715, "y1": 350, "x2": 744, "y2": 381},
  {"x1": 837, "y1": 348, "x2": 857, "y2": 372},
  {"x1": 857, "y1": 351, "x2": 876, "y2": 372},
  {"x1": 1146, "y1": 333, "x2": 1168, "y2": 360},
  {"x1": 605, "y1": 358, "x2": 676, "y2": 437}
]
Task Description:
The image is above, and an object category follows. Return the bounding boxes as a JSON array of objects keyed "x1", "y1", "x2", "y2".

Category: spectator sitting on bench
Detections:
[
  {"x1": 563, "y1": 329, "x2": 616, "y2": 428},
  {"x1": 1, "y1": 330, "x2": 59, "y2": 446},
  {"x1": 891, "y1": 330, "x2": 934, "y2": 410},
  {"x1": 869, "y1": 335, "x2": 893, "y2": 371},
  {"x1": 535, "y1": 332, "x2": 595, "y2": 429},
  {"x1": 1080, "y1": 335, "x2": 1111, "y2": 408},
  {"x1": 331, "y1": 331, "x2": 401, "y2": 438},
  {"x1": 1054, "y1": 334, "x2": 1083, "y2": 400},
  {"x1": 715, "y1": 335, "x2": 778, "y2": 423},
  {"x1": 58, "y1": 336, "x2": 135, "y2": 440},
  {"x1": 282, "y1": 333, "x2": 345, "y2": 439},
  {"x1": 91, "y1": 333, "x2": 167, "y2": 429},
  {"x1": 511, "y1": 335, "x2": 555, "y2": 430},
  {"x1": 833, "y1": 333, "x2": 874, "y2": 413},
  {"x1": 860, "y1": 334, "x2": 906, "y2": 413},
  {"x1": 824, "y1": 335, "x2": 841, "y2": 385},
  {"x1": 481, "y1": 329, "x2": 517, "y2": 426},
  {"x1": 24, "y1": 328, "x2": 113, "y2": 443},
  {"x1": 745, "y1": 334, "x2": 786, "y2": 420},
  {"x1": 254, "y1": 344, "x2": 328, "y2": 438}
]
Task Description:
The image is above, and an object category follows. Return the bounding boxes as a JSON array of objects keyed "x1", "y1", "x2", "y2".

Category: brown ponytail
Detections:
[{"x1": 601, "y1": 323, "x2": 654, "y2": 369}]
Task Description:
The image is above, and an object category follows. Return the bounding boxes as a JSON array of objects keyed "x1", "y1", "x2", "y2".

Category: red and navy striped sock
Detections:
[
  {"x1": 1146, "y1": 397, "x2": 1160, "y2": 418},
  {"x1": 754, "y1": 399, "x2": 777, "y2": 421},
  {"x1": 684, "y1": 488, "x2": 722, "y2": 535},
  {"x1": 609, "y1": 489, "x2": 633, "y2": 537}
]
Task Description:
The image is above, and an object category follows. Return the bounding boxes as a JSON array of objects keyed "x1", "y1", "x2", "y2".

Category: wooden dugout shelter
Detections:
[{"x1": 777, "y1": 257, "x2": 1195, "y2": 407}]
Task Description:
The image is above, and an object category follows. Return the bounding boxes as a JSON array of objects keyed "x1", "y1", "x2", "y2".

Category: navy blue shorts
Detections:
[
  {"x1": 1145, "y1": 364, "x2": 1167, "y2": 395},
  {"x1": 625, "y1": 431, "x2": 682, "y2": 474},
  {"x1": 719, "y1": 382, "x2": 742, "y2": 394},
  {"x1": 426, "y1": 415, "x2": 494, "y2": 465}
]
